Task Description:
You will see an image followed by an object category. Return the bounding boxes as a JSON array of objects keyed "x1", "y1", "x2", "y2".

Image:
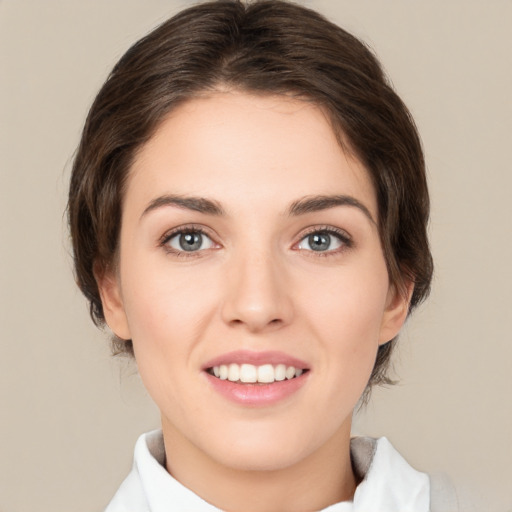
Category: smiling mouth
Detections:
[{"x1": 206, "y1": 363, "x2": 308, "y2": 384}]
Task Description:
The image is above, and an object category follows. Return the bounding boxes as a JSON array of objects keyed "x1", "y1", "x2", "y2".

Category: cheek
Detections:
[
  {"x1": 119, "y1": 264, "x2": 221, "y2": 418},
  {"x1": 304, "y1": 265, "x2": 389, "y2": 344},
  {"x1": 119, "y1": 256, "x2": 207, "y2": 357},
  {"x1": 301, "y1": 262, "x2": 389, "y2": 386}
]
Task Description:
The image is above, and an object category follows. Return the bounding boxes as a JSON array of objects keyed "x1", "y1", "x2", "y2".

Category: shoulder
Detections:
[
  {"x1": 429, "y1": 472, "x2": 460, "y2": 512},
  {"x1": 103, "y1": 431, "x2": 162, "y2": 512},
  {"x1": 104, "y1": 430, "x2": 221, "y2": 512},
  {"x1": 350, "y1": 436, "x2": 458, "y2": 512},
  {"x1": 104, "y1": 467, "x2": 150, "y2": 512}
]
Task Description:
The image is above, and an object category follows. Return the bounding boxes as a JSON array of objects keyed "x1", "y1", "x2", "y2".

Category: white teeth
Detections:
[
  {"x1": 227, "y1": 363, "x2": 240, "y2": 382},
  {"x1": 257, "y1": 364, "x2": 275, "y2": 383},
  {"x1": 210, "y1": 363, "x2": 305, "y2": 383},
  {"x1": 240, "y1": 364, "x2": 257, "y2": 383},
  {"x1": 219, "y1": 365, "x2": 228, "y2": 380},
  {"x1": 275, "y1": 364, "x2": 286, "y2": 381}
]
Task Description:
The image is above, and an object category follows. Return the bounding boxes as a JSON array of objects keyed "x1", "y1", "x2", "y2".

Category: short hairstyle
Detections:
[{"x1": 68, "y1": 0, "x2": 433, "y2": 391}]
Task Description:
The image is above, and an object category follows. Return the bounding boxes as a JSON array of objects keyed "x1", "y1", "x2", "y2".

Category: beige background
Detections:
[{"x1": 1, "y1": 1, "x2": 511, "y2": 511}]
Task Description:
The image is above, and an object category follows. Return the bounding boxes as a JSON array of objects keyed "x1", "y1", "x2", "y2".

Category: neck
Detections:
[{"x1": 161, "y1": 418, "x2": 356, "y2": 512}]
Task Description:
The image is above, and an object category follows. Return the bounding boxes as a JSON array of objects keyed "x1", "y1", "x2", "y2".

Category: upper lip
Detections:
[{"x1": 202, "y1": 350, "x2": 310, "y2": 370}]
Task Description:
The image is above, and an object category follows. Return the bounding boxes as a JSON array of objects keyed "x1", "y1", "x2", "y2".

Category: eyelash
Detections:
[
  {"x1": 294, "y1": 226, "x2": 353, "y2": 257},
  {"x1": 159, "y1": 225, "x2": 217, "y2": 258},
  {"x1": 159, "y1": 225, "x2": 353, "y2": 258}
]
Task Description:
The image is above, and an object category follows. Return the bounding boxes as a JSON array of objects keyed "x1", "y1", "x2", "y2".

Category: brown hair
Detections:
[{"x1": 68, "y1": 0, "x2": 433, "y2": 390}]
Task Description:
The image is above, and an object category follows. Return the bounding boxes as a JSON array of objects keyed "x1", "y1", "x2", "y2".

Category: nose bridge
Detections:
[{"x1": 221, "y1": 241, "x2": 292, "y2": 332}]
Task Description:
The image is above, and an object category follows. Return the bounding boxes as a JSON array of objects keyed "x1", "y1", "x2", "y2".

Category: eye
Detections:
[
  {"x1": 296, "y1": 228, "x2": 351, "y2": 253},
  {"x1": 163, "y1": 229, "x2": 216, "y2": 253}
]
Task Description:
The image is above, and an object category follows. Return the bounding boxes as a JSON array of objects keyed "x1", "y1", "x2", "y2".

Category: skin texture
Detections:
[{"x1": 98, "y1": 91, "x2": 411, "y2": 512}]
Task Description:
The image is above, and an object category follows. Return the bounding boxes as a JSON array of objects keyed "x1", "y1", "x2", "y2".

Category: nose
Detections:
[{"x1": 220, "y1": 248, "x2": 294, "y2": 333}]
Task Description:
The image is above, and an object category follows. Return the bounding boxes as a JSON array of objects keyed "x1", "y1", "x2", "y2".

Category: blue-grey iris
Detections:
[
  {"x1": 180, "y1": 232, "x2": 203, "y2": 251},
  {"x1": 308, "y1": 233, "x2": 330, "y2": 251}
]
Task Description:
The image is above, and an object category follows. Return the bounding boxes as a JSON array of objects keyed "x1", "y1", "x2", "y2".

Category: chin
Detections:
[
  {"x1": 215, "y1": 443, "x2": 309, "y2": 472},
  {"x1": 201, "y1": 421, "x2": 329, "y2": 472}
]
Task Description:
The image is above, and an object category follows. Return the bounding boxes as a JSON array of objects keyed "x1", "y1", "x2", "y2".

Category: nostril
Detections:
[{"x1": 228, "y1": 316, "x2": 283, "y2": 331}]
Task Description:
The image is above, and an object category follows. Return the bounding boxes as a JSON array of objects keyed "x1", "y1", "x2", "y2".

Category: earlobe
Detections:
[
  {"x1": 378, "y1": 281, "x2": 414, "y2": 345},
  {"x1": 95, "y1": 265, "x2": 131, "y2": 341}
]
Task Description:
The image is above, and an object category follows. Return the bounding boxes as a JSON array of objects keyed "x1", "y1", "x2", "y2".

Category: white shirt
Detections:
[{"x1": 105, "y1": 430, "x2": 431, "y2": 512}]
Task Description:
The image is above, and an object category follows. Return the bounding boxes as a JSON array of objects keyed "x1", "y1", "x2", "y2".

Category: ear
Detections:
[
  {"x1": 95, "y1": 265, "x2": 132, "y2": 341},
  {"x1": 378, "y1": 280, "x2": 414, "y2": 345}
]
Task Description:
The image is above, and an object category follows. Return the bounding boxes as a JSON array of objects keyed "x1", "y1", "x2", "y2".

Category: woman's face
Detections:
[{"x1": 100, "y1": 91, "x2": 409, "y2": 473}]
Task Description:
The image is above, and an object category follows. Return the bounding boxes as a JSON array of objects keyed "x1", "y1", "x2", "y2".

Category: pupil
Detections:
[
  {"x1": 180, "y1": 232, "x2": 202, "y2": 251},
  {"x1": 309, "y1": 233, "x2": 330, "y2": 251}
]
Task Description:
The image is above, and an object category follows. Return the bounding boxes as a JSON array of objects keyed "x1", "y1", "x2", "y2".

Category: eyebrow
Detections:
[
  {"x1": 287, "y1": 195, "x2": 376, "y2": 224},
  {"x1": 140, "y1": 193, "x2": 375, "y2": 224},
  {"x1": 141, "y1": 194, "x2": 225, "y2": 219}
]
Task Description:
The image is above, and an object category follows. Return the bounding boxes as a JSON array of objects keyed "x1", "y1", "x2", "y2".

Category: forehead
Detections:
[{"x1": 126, "y1": 91, "x2": 377, "y2": 219}]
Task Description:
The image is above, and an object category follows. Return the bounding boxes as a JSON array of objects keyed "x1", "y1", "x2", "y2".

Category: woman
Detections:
[{"x1": 68, "y1": 1, "x2": 452, "y2": 510}]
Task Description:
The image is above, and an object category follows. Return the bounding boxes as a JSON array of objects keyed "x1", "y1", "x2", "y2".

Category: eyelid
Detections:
[
  {"x1": 157, "y1": 223, "x2": 352, "y2": 257},
  {"x1": 159, "y1": 224, "x2": 221, "y2": 254},
  {"x1": 293, "y1": 225, "x2": 353, "y2": 253}
]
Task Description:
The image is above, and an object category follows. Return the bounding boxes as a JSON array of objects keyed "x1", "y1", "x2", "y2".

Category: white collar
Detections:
[{"x1": 105, "y1": 430, "x2": 430, "y2": 512}]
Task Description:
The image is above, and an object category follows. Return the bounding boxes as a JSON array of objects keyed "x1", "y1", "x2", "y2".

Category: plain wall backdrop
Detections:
[{"x1": 1, "y1": 1, "x2": 511, "y2": 511}]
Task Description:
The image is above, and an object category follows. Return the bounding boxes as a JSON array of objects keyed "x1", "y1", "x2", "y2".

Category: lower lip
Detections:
[{"x1": 205, "y1": 372, "x2": 309, "y2": 407}]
